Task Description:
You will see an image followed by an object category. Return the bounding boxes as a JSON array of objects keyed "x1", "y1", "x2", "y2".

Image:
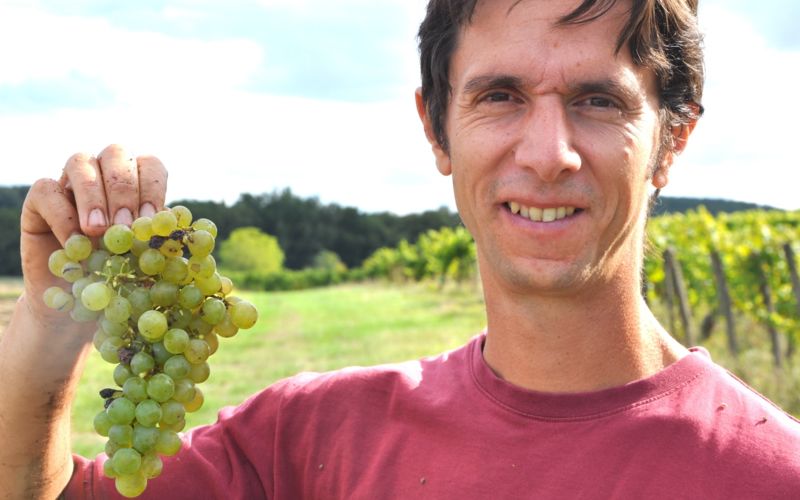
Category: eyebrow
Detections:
[{"x1": 461, "y1": 74, "x2": 644, "y2": 103}]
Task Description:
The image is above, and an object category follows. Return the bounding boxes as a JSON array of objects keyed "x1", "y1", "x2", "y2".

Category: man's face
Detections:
[{"x1": 423, "y1": 0, "x2": 668, "y2": 297}]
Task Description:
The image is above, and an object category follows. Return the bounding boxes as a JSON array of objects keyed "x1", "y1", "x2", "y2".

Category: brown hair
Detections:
[{"x1": 417, "y1": 0, "x2": 705, "y2": 153}]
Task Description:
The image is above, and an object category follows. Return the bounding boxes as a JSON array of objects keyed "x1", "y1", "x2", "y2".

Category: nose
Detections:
[{"x1": 513, "y1": 96, "x2": 581, "y2": 182}]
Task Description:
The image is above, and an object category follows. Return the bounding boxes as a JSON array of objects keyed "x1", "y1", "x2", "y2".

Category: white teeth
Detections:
[{"x1": 508, "y1": 203, "x2": 579, "y2": 223}]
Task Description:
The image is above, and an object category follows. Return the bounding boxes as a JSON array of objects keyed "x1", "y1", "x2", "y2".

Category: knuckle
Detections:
[
  {"x1": 66, "y1": 152, "x2": 95, "y2": 168},
  {"x1": 99, "y1": 143, "x2": 128, "y2": 158},
  {"x1": 78, "y1": 177, "x2": 102, "y2": 192}
]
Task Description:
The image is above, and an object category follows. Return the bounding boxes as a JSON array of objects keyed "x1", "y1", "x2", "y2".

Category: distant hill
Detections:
[{"x1": 651, "y1": 196, "x2": 778, "y2": 216}]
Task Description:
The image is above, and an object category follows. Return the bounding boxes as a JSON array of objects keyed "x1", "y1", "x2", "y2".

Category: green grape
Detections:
[
  {"x1": 167, "y1": 308, "x2": 192, "y2": 330},
  {"x1": 48, "y1": 249, "x2": 69, "y2": 277},
  {"x1": 151, "y1": 211, "x2": 177, "y2": 237},
  {"x1": 163, "y1": 328, "x2": 190, "y2": 354},
  {"x1": 183, "y1": 386, "x2": 204, "y2": 413},
  {"x1": 201, "y1": 297, "x2": 226, "y2": 325},
  {"x1": 81, "y1": 282, "x2": 113, "y2": 311},
  {"x1": 163, "y1": 355, "x2": 191, "y2": 379},
  {"x1": 112, "y1": 448, "x2": 142, "y2": 476},
  {"x1": 60, "y1": 260, "x2": 84, "y2": 283},
  {"x1": 177, "y1": 285, "x2": 203, "y2": 309},
  {"x1": 105, "y1": 295, "x2": 132, "y2": 323},
  {"x1": 130, "y1": 238, "x2": 150, "y2": 258},
  {"x1": 204, "y1": 332, "x2": 219, "y2": 356},
  {"x1": 115, "y1": 471, "x2": 147, "y2": 498},
  {"x1": 187, "y1": 254, "x2": 216, "y2": 279},
  {"x1": 155, "y1": 429, "x2": 182, "y2": 456},
  {"x1": 103, "y1": 458, "x2": 119, "y2": 479},
  {"x1": 161, "y1": 257, "x2": 189, "y2": 284},
  {"x1": 138, "y1": 310, "x2": 168, "y2": 342},
  {"x1": 107, "y1": 397, "x2": 136, "y2": 425},
  {"x1": 70, "y1": 300, "x2": 100, "y2": 322},
  {"x1": 64, "y1": 233, "x2": 93, "y2": 261},
  {"x1": 99, "y1": 337, "x2": 125, "y2": 364},
  {"x1": 188, "y1": 362, "x2": 210, "y2": 384},
  {"x1": 186, "y1": 230, "x2": 214, "y2": 258},
  {"x1": 43, "y1": 286, "x2": 74, "y2": 312},
  {"x1": 134, "y1": 399, "x2": 162, "y2": 427},
  {"x1": 160, "y1": 400, "x2": 186, "y2": 426},
  {"x1": 113, "y1": 364, "x2": 134, "y2": 387},
  {"x1": 130, "y1": 352, "x2": 155, "y2": 376},
  {"x1": 158, "y1": 239, "x2": 183, "y2": 258},
  {"x1": 106, "y1": 254, "x2": 129, "y2": 275},
  {"x1": 172, "y1": 378, "x2": 196, "y2": 404},
  {"x1": 138, "y1": 249, "x2": 165, "y2": 276},
  {"x1": 219, "y1": 275, "x2": 234, "y2": 295},
  {"x1": 100, "y1": 317, "x2": 128, "y2": 337},
  {"x1": 122, "y1": 376, "x2": 148, "y2": 403},
  {"x1": 194, "y1": 272, "x2": 222, "y2": 296},
  {"x1": 214, "y1": 312, "x2": 239, "y2": 338},
  {"x1": 188, "y1": 316, "x2": 213, "y2": 337},
  {"x1": 71, "y1": 275, "x2": 96, "y2": 300},
  {"x1": 191, "y1": 218, "x2": 218, "y2": 238},
  {"x1": 93, "y1": 410, "x2": 113, "y2": 437},
  {"x1": 93, "y1": 328, "x2": 110, "y2": 352},
  {"x1": 105, "y1": 439, "x2": 121, "y2": 458},
  {"x1": 150, "y1": 342, "x2": 172, "y2": 367},
  {"x1": 86, "y1": 249, "x2": 111, "y2": 273},
  {"x1": 108, "y1": 424, "x2": 134, "y2": 447},
  {"x1": 126, "y1": 287, "x2": 152, "y2": 319},
  {"x1": 104, "y1": 224, "x2": 135, "y2": 254},
  {"x1": 141, "y1": 452, "x2": 163, "y2": 479},
  {"x1": 170, "y1": 205, "x2": 193, "y2": 229},
  {"x1": 146, "y1": 373, "x2": 175, "y2": 403},
  {"x1": 131, "y1": 216, "x2": 153, "y2": 241},
  {"x1": 132, "y1": 425, "x2": 160, "y2": 454},
  {"x1": 149, "y1": 281, "x2": 178, "y2": 307},
  {"x1": 184, "y1": 339, "x2": 210, "y2": 365},
  {"x1": 159, "y1": 417, "x2": 186, "y2": 433},
  {"x1": 230, "y1": 300, "x2": 258, "y2": 329}
]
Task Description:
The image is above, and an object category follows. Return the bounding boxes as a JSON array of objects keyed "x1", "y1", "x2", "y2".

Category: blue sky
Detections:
[{"x1": 0, "y1": 0, "x2": 798, "y2": 214}]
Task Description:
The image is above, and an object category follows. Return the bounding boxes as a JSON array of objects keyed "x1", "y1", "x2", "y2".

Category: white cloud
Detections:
[{"x1": 671, "y1": 3, "x2": 800, "y2": 209}]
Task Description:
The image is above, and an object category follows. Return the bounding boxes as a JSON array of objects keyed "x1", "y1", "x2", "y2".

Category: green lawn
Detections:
[{"x1": 71, "y1": 282, "x2": 487, "y2": 457}]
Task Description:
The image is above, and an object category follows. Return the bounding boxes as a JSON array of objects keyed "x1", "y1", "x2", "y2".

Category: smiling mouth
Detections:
[{"x1": 506, "y1": 202, "x2": 584, "y2": 223}]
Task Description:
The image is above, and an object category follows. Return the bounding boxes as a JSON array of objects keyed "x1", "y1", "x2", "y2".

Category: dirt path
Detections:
[{"x1": 0, "y1": 278, "x2": 23, "y2": 332}]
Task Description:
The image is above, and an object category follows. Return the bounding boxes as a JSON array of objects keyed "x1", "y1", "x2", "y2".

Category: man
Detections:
[{"x1": 2, "y1": 0, "x2": 799, "y2": 498}]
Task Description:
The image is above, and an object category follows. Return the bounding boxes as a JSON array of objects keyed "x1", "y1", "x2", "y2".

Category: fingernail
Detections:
[
  {"x1": 140, "y1": 202, "x2": 156, "y2": 217},
  {"x1": 88, "y1": 208, "x2": 107, "y2": 227},
  {"x1": 114, "y1": 207, "x2": 133, "y2": 225}
]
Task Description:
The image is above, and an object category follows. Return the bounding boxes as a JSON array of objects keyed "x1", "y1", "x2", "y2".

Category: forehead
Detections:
[{"x1": 452, "y1": 0, "x2": 653, "y2": 96}]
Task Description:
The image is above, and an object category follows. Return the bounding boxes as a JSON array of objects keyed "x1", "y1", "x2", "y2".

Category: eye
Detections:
[
  {"x1": 582, "y1": 96, "x2": 618, "y2": 108},
  {"x1": 481, "y1": 92, "x2": 514, "y2": 103}
]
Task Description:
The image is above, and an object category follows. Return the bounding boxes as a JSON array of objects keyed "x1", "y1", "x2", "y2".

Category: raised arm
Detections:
[{"x1": 0, "y1": 145, "x2": 167, "y2": 499}]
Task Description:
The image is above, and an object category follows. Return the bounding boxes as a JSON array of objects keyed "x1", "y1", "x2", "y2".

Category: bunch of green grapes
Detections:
[{"x1": 43, "y1": 206, "x2": 258, "y2": 497}]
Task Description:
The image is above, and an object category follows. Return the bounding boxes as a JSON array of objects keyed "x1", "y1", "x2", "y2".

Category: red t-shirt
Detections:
[{"x1": 66, "y1": 334, "x2": 800, "y2": 499}]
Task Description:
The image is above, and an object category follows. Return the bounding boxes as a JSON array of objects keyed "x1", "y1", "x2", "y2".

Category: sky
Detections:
[{"x1": 0, "y1": 0, "x2": 798, "y2": 215}]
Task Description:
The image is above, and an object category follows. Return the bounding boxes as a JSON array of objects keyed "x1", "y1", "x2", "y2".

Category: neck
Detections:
[{"x1": 481, "y1": 274, "x2": 687, "y2": 393}]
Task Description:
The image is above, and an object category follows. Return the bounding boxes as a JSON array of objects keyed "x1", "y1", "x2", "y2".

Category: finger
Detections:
[
  {"x1": 60, "y1": 151, "x2": 108, "y2": 237},
  {"x1": 97, "y1": 144, "x2": 139, "y2": 226},
  {"x1": 21, "y1": 179, "x2": 81, "y2": 246},
  {"x1": 136, "y1": 154, "x2": 168, "y2": 217}
]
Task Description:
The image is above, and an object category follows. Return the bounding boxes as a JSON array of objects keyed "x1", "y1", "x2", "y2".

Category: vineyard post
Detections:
[
  {"x1": 710, "y1": 250, "x2": 738, "y2": 356},
  {"x1": 782, "y1": 243, "x2": 799, "y2": 358},
  {"x1": 663, "y1": 248, "x2": 694, "y2": 346},
  {"x1": 753, "y1": 255, "x2": 783, "y2": 368},
  {"x1": 661, "y1": 252, "x2": 677, "y2": 335}
]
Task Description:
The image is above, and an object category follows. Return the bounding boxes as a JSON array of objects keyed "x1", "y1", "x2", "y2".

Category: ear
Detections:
[
  {"x1": 415, "y1": 87, "x2": 452, "y2": 176},
  {"x1": 652, "y1": 118, "x2": 698, "y2": 189}
]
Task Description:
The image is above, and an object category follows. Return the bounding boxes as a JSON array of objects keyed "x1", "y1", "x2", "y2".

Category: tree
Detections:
[{"x1": 218, "y1": 227, "x2": 284, "y2": 273}]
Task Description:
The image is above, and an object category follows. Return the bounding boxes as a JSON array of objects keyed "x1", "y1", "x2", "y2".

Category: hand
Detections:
[{"x1": 20, "y1": 144, "x2": 168, "y2": 325}]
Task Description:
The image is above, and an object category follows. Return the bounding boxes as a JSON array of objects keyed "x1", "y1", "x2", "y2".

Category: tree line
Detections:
[{"x1": 0, "y1": 184, "x2": 774, "y2": 277}]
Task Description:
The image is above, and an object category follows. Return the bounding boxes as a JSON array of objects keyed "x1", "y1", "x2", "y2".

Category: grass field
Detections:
[{"x1": 0, "y1": 278, "x2": 797, "y2": 458}]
